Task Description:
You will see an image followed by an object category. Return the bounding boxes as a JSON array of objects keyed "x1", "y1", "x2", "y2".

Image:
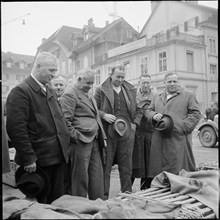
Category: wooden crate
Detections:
[{"x1": 117, "y1": 187, "x2": 216, "y2": 219}]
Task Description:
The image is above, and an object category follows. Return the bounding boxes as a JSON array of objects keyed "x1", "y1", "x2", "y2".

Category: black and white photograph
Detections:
[{"x1": 2, "y1": 1, "x2": 218, "y2": 219}]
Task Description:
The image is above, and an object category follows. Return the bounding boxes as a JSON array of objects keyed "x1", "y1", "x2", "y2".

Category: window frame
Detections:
[{"x1": 158, "y1": 51, "x2": 167, "y2": 72}]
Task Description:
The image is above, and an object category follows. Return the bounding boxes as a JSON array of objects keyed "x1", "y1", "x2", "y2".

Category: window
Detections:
[
  {"x1": 127, "y1": 29, "x2": 132, "y2": 39},
  {"x1": 61, "y1": 61, "x2": 66, "y2": 75},
  {"x1": 76, "y1": 60, "x2": 81, "y2": 71},
  {"x1": 6, "y1": 62, "x2": 12, "y2": 68},
  {"x1": 159, "y1": 51, "x2": 167, "y2": 72},
  {"x1": 111, "y1": 35, "x2": 116, "y2": 41},
  {"x1": 140, "y1": 56, "x2": 148, "y2": 75},
  {"x1": 2, "y1": 74, "x2": 9, "y2": 81},
  {"x1": 186, "y1": 51, "x2": 194, "y2": 72},
  {"x1": 84, "y1": 32, "x2": 89, "y2": 41},
  {"x1": 210, "y1": 64, "x2": 217, "y2": 75},
  {"x1": 16, "y1": 75, "x2": 23, "y2": 81},
  {"x1": 20, "y1": 63, "x2": 25, "y2": 69},
  {"x1": 95, "y1": 69, "x2": 101, "y2": 85},
  {"x1": 108, "y1": 66, "x2": 113, "y2": 76},
  {"x1": 123, "y1": 61, "x2": 130, "y2": 78},
  {"x1": 84, "y1": 56, "x2": 88, "y2": 68},
  {"x1": 209, "y1": 38, "x2": 216, "y2": 54},
  {"x1": 2, "y1": 85, "x2": 9, "y2": 93},
  {"x1": 184, "y1": 21, "x2": 188, "y2": 32}
]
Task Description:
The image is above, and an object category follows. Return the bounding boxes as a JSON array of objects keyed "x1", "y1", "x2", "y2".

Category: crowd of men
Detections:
[{"x1": 3, "y1": 51, "x2": 204, "y2": 204}]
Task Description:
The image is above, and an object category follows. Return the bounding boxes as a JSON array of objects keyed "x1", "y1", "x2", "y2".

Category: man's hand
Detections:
[
  {"x1": 153, "y1": 113, "x2": 163, "y2": 122},
  {"x1": 24, "y1": 162, "x2": 37, "y2": 173},
  {"x1": 103, "y1": 114, "x2": 116, "y2": 123}
]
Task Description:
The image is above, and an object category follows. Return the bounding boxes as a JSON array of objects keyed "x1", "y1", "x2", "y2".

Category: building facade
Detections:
[{"x1": 1, "y1": 52, "x2": 35, "y2": 101}]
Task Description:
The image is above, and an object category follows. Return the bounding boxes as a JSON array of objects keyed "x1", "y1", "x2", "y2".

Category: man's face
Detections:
[
  {"x1": 52, "y1": 80, "x2": 66, "y2": 98},
  {"x1": 140, "y1": 76, "x2": 151, "y2": 92},
  {"x1": 111, "y1": 68, "x2": 125, "y2": 87},
  {"x1": 164, "y1": 74, "x2": 179, "y2": 94},
  {"x1": 78, "y1": 76, "x2": 94, "y2": 93},
  {"x1": 37, "y1": 60, "x2": 58, "y2": 85}
]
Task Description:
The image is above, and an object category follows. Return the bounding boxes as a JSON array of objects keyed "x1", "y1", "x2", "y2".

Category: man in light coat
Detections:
[
  {"x1": 145, "y1": 72, "x2": 201, "y2": 179},
  {"x1": 59, "y1": 69, "x2": 107, "y2": 200}
]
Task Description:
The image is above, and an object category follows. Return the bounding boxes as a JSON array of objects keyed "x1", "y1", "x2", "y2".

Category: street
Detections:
[{"x1": 2, "y1": 131, "x2": 219, "y2": 199}]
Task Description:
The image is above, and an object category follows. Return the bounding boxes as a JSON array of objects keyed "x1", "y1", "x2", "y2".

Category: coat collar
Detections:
[
  {"x1": 26, "y1": 76, "x2": 53, "y2": 99},
  {"x1": 74, "y1": 85, "x2": 96, "y2": 112},
  {"x1": 159, "y1": 87, "x2": 183, "y2": 104}
]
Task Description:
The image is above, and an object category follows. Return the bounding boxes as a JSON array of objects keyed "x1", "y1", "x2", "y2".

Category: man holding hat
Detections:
[
  {"x1": 145, "y1": 72, "x2": 201, "y2": 180},
  {"x1": 94, "y1": 65, "x2": 142, "y2": 200},
  {"x1": 131, "y1": 74, "x2": 156, "y2": 190},
  {"x1": 6, "y1": 52, "x2": 70, "y2": 204}
]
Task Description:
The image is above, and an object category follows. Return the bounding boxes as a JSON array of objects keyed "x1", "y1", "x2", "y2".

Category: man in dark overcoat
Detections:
[
  {"x1": 145, "y1": 72, "x2": 201, "y2": 179},
  {"x1": 6, "y1": 52, "x2": 70, "y2": 204},
  {"x1": 94, "y1": 65, "x2": 142, "y2": 200},
  {"x1": 59, "y1": 69, "x2": 107, "y2": 200},
  {"x1": 131, "y1": 74, "x2": 155, "y2": 190}
]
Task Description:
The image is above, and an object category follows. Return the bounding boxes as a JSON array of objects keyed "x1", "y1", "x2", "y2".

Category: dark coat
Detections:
[
  {"x1": 94, "y1": 77, "x2": 142, "y2": 132},
  {"x1": 132, "y1": 88, "x2": 155, "y2": 178},
  {"x1": 145, "y1": 88, "x2": 201, "y2": 177},
  {"x1": 2, "y1": 100, "x2": 11, "y2": 174},
  {"x1": 6, "y1": 76, "x2": 69, "y2": 167}
]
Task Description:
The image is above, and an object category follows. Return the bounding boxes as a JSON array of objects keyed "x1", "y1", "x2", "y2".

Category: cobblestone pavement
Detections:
[{"x1": 2, "y1": 164, "x2": 140, "y2": 199}]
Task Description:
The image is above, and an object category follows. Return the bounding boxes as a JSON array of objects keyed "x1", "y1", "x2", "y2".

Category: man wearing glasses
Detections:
[
  {"x1": 94, "y1": 65, "x2": 142, "y2": 200},
  {"x1": 6, "y1": 52, "x2": 70, "y2": 204}
]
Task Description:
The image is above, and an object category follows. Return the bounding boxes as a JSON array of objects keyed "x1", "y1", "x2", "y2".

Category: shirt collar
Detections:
[{"x1": 31, "y1": 73, "x2": 46, "y2": 90}]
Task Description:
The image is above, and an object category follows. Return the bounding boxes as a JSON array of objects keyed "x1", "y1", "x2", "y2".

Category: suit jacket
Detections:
[
  {"x1": 59, "y1": 85, "x2": 107, "y2": 145},
  {"x1": 6, "y1": 76, "x2": 69, "y2": 167},
  {"x1": 94, "y1": 77, "x2": 142, "y2": 132}
]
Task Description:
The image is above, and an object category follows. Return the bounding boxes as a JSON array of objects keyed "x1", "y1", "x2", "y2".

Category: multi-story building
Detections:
[
  {"x1": 94, "y1": 1, "x2": 218, "y2": 112},
  {"x1": 36, "y1": 17, "x2": 138, "y2": 91},
  {"x1": 1, "y1": 52, "x2": 35, "y2": 101}
]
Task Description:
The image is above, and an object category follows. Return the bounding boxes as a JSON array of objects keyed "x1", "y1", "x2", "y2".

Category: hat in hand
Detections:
[
  {"x1": 155, "y1": 114, "x2": 174, "y2": 137},
  {"x1": 108, "y1": 114, "x2": 131, "y2": 141},
  {"x1": 15, "y1": 166, "x2": 50, "y2": 198}
]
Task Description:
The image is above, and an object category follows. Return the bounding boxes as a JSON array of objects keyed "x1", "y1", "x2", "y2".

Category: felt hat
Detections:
[
  {"x1": 108, "y1": 114, "x2": 131, "y2": 141},
  {"x1": 138, "y1": 99, "x2": 151, "y2": 110},
  {"x1": 15, "y1": 166, "x2": 51, "y2": 198},
  {"x1": 155, "y1": 114, "x2": 174, "y2": 137}
]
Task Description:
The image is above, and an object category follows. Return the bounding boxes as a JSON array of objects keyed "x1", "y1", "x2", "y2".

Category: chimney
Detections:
[
  {"x1": 151, "y1": 1, "x2": 159, "y2": 12},
  {"x1": 88, "y1": 18, "x2": 94, "y2": 26},
  {"x1": 105, "y1": 21, "x2": 109, "y2": 26},
  {"x1": 42, "y1": 38, "x2": 47, "y2": 43}
]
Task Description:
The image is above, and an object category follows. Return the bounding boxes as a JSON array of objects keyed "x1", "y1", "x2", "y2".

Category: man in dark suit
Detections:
[
  {"x1": 6, "y1": 52, "x2": 70, "y2": 204},
  {"x1": 59, "y1": 69, "x2": 107, "y2": 200},
  {"x1": 94, "y1": 65, "x2": 142, "y2": 200}
]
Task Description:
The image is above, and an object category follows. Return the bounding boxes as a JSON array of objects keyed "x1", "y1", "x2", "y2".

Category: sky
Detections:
[{"x1": 1, "y1": 1, "x2": 218, "y2": 56}]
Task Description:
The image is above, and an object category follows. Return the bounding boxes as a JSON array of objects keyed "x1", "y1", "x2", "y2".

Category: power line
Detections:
[{"x1": 2, "y1": 13, "x2": 31, "y2": 25}]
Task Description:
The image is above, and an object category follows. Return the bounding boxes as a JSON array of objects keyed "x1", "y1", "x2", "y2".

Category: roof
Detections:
[
  {"x1": 72, "y1": 17, "x2": 138, "y2": 52},
  {"x1": 139, "y1": 1, "x2": 218, "y2": 36},
  {"x1": 37, "y1": 25, "x2": 82, "y2": 50},
  {"x1": 2, "y1": 51, "x2": 35, "y2": 64}
]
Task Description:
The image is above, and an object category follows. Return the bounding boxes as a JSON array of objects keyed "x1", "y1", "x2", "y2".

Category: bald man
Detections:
[{"x1": 6, "y1": 52, "x2": 70, "y2": 204}]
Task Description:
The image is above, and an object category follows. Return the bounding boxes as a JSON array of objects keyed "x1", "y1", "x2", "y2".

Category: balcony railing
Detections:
[{"x1": 107, "y1": 32, "x2": 204, "y2": 58}]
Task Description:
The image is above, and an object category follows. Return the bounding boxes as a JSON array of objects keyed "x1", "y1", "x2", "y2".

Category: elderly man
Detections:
[
  {"x1": 94, "y1": 65, "x2": 142, "y2": 200},
  {"x1": 131, "y1": 74, "x2": 155, "y2": 190},
  {"x1": 6, "y1": 52, "x2": 70, "y2": 204},
  {"x1": 145, "y1": 72, "x2": 201, "y2": 179},
  {"x1": 51, "y1": 75, "x2": 67, "y2": 99},
  {"x1": 59, "y1": 69, "x2": 107, "y2": 200}
]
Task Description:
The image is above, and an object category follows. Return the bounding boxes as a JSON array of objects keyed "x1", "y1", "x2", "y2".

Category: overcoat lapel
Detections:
[
  {"x1": 101, "y1": 78, "x2": 114, "y2": 109},
  {"x1": 74, "y1": 87, "x2": 95, "y2": 112}
]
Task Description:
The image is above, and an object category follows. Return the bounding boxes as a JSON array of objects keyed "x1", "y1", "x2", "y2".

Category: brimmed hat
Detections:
[
  {"x1": 15, "y1": 166, "x2": 51, "y2": 198},
  {"x1": 155, "y1": 114, "x2": 174, "y2": 137},
  {"x1": 108, "y1": 114, "x2": 131, "y2": 141},
  {"x1": 139, "y1": 99, "x2": 151, "y2": 110}
]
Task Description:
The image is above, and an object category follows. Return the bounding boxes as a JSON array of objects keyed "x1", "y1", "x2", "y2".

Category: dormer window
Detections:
[
  {"x1": 6, "y1": 62, "x2": 12, "y2": 68},
  {"x1": 84, "y1": 32, "x2": 89, "y2": 41},
  {"x1": 20, "y1": 63, "x2": 25, "y2": 69}
]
